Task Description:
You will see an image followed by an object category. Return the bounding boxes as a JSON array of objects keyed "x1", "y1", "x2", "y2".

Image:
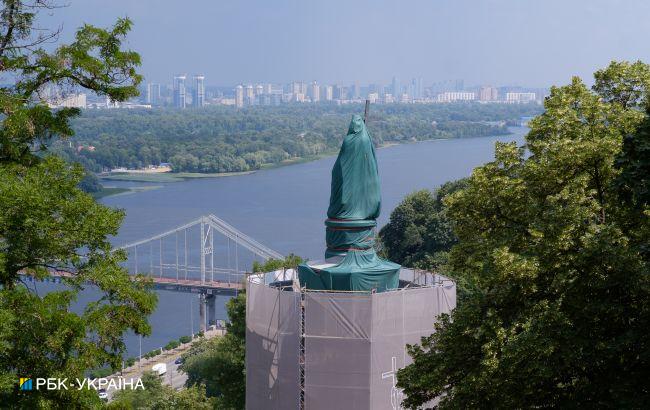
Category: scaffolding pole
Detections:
[{"x1": 299, "y1": 287, "x2": 306, "y2": 410}]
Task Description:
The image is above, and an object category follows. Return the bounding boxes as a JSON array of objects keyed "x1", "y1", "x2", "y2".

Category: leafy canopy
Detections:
[
  {"x1": 108, "y1": 371, "x2": 215, "y2": 410},
  {"x1": 396, "y1": 61, "x2": 650, "y2": 409},
  {"x1": 0, "y1": 1, "x2": 154, "y2": 407},
  {"x1": 181, "y1": 293, "x2": 246, "y2": 410},
  {"x1": 379, "y1": 180, "x2": 467, "y2": 272}
]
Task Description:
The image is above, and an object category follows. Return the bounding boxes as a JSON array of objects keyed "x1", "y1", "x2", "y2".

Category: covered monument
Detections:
[
  {"x1": 298, "y1": 114, "x2": 400, "y2": 292},
  {"x1": 246, "y1": 114, "x2": 456, "y2": 410}
]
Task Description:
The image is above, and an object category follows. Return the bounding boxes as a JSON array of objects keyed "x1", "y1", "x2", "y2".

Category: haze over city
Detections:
[{"x1": 47, "y1": 0, "x2": 650, "y2": 87}]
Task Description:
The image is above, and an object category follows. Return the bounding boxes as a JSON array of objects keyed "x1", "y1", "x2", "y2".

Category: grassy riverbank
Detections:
[{"x1": 99, "y1": 171, "x2": 255, "y2": 183}]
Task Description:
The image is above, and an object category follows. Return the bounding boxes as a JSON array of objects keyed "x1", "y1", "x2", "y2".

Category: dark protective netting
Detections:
[{"x1": 299, "y1": 115, "x2": 400, "y2": 292}]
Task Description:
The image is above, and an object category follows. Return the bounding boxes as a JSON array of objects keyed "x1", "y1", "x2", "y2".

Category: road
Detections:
[{"x1": 104, "y1": 328, "x2": 224, "y2": 401}]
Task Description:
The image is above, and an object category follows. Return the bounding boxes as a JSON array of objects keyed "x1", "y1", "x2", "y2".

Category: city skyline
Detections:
[
  {"x1": 44, "y1": 0, "x2": 650, "y2": 88},
  {"x1": 64, "y1": 74, "x2": 545, "y2": 109}
]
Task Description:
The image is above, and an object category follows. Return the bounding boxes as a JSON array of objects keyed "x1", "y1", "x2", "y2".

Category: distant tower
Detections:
[
  {"x1": 309, "y1": 81, "x2": 320, "y2": 102},
  {"x1": 173, "y1": 75, "x2": 186, "y2": 108},
  {"x1": 411, "y1": 77, "x2": 423, "y2": 99},
  {"x1": 255, "y1": 84, "x2": 264, "y2": 96},
  {"x1": 245, "y1": 84, "x2": 255, "y2": 105},
  {"x1": 192, "y1": 75, "x2": 205, "y2": 107},
  {"x1": 392, "y1": 76, "x2": 400, "y2": 98},
  {"x1": 235, "y1": 85, "x2": 244, "y2": 108},
  {"x1": 322, "y1": 85, "x2": 333, "y2": 101},
  {"x1": 334, "y1": 85, "x2": 347, "y2": 100},
  {"x1": 146, "y1": 83, "x2": 161, "y2": 105},
  {"x1": 352, "y1": 80, "x2": 360, "y2": 99},
  {"x1": 479, "y1": 86, "x2": 499, "y2": 101}
]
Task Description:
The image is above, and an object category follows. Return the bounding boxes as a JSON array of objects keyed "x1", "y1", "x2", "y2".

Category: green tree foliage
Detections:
[
  {"x1": 616, "y1": 106, "x2": 650, "y2": 208},
  {"x1": 108, "y1": 371, "x2": 215, "y2": 410},
  {"x1": 0, "y1": 2, "x2": 155, "y2": 407},
  {"x1": 252, "y1": 253, "x2": 304, "y2": 273},
  {"x1": 181, "y1": 293, "x2": 246, "y2": 409},
  {"x1": 78, "y1": 169, "x2": 103, "y2": 193},
  {"x1": 396, "y1": 62, "x2": 650, "y2": 408},
  {"x1": 50, "y1": 103, "x2": 541, "y2": 173},
  {"x1": 379, "y1": 180, "x2": 467, "y2": 271}
]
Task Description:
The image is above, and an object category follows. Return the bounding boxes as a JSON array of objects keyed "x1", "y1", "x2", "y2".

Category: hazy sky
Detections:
[{"x1": 45, "y1": 0, "x2": 650, "y2": 87}]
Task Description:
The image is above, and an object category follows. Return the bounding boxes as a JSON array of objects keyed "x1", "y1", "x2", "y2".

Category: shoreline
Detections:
[
  {"x1": 97, "y1": 129, "x2": 520, "y2": 195},
  {"x1": 99, "y1": 170, "x2": 255, "y2": 183}
]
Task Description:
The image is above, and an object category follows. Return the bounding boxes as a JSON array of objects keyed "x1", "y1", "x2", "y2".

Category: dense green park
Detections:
[{"x1": 52, "y1": 103, "x2": 542, "y2": 174}]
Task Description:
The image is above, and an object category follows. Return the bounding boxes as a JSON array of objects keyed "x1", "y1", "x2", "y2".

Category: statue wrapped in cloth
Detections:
[{"x1": 298, "y1": 114, "x2": 401, "y2": 292}]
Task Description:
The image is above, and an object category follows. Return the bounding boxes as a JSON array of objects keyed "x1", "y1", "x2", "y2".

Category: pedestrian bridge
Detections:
[{"x1": 22, "y1": 215, "x2": 284, "y2": 331}]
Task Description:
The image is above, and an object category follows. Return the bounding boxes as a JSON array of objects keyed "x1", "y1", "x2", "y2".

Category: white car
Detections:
[
  {"x1": 98, "y1": 389, "x2": 108, "y2": 401},
  {"x1": 152, "y1": 362, "x2": 167, "y2": 376}
]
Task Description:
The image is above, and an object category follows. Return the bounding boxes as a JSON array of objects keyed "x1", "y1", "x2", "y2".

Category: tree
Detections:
[
  {"x1": 396, "y1": 62, "x2": 650, "y2": 408},
  {"x1": 252, "y1": 253, "x2": 303, "y2": 273},
  {"x1": 0, "y1": 2, "x2": 155, "y2": 407},
  {"x1": 379, "y1": 180, "x2": 467, "y2": 271},
  {"x1": 108, "y1": 371, "x2": 215, "y2": 410},
  {"x1": 181, "y1": 293, "x2": 246, "y2": 410}
]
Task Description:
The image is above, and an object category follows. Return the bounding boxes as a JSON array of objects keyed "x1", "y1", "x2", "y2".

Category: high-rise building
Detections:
[
  {"x1": 235, "y1": 85, "x2": 244, "y2": 108},
  {"x1": 146, "y1": 83, "x2": 161, "y2": 105},
  {"x1": 392, "y1": 76, "x2": 400, "y2": 98},
  {"x1": 255, "y1": 84, "x2": 264, "y2": 96},
  {"x1": 411, "y1": 77, "x2": 423, "y2": 99},
  {"x1": 309, "y1": 81, "x2": 320, "y2": 102},
  {"x1": 245, "y1": 85, "x2": 255, "y2": 105},
  {"x1": 368, "y1": 83, "x2": 383, "y2": 96},
  {"x1": 259, "y1": 94, "x2": 271, "y2": 106},
  {"x1": 271, "y1": 93, "x2": 282, "y2": 105},
  {"x1": 48, "y1": 93, "x2": 87, "y2": 109},
  {"x1": 263, "y1": 83, "x2": 273, "y2": 94},
  {"x1": 334, "y1": 85, "x2": 347, "y2": 100},
  {"x1": 322, "y1": 85, "x2": 333, "y2": 101},
  {"x1": 173, "y1": 75, "x2": 186, "y2": 108},
  {"x1": 436, "y1": 92, "x2": 476, "y2": 102},
  {"x1": 351, "y1": 81, "x2": 360, "y2": 99},
  {"x1": 290, "y1": 82, "x2": 301, "y2": 96},
  {"x1": 192, "y1": 75, "x2": 205, "y2": 107},
  {"x1": 478, "y1": 86, "x2": 499, "y2": 102},
  {"x1": 506, "y1": 92, "x2": 536, "y2": 103}
]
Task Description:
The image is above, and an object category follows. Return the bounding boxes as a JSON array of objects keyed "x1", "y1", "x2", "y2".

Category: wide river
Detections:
[{"x1": 54, "y1": 126, "x2": 528, "y2": 358}]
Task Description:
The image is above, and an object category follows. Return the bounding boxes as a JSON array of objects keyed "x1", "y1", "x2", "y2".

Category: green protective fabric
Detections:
[
  {"x1": 327, "y1": 115, "x2": 381, "y2": 221},
  {"x1": 298, "y1": 250, "x2": 400, "y2": 292},
  {"x1": 325, "y1": 227, "x2": 375, "y2": 255},
  {"x1": 298, "y1": 114, "x2": 401, "y2": 292}
]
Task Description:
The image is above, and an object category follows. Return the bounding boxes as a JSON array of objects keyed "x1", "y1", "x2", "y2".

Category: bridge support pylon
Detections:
[
  {"x1": 199, "y1": 293, "x2": 206, "y2": 333},
  {"x1": 206, "y1": 293, "x2": 216, "y2": 328},
  {"x1": 198, "y1": 292, "x2": 217, "y2": 333}
]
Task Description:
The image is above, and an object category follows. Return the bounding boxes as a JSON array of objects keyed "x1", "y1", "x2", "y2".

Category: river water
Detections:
[{"x1": 41, "y1": 127, "x2": 528, "y2": 358}]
